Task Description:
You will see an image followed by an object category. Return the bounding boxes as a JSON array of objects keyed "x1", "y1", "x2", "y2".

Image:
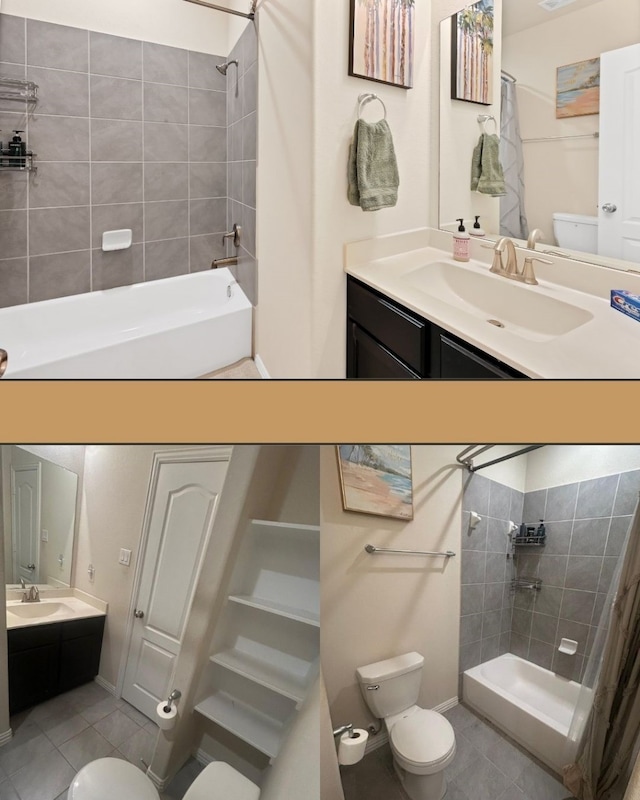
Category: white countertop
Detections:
[
  {"x1": 6, "y1": 592, "x2": 107, "y2": 630},
  {"x1": 345, "y1": 228, "x2": 640, "y2": 379}
]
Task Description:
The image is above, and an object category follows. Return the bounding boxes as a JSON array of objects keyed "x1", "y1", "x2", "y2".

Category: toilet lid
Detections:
[
  {"x1": 390, "y1": 710, "x2": 455, "y2": 769},
  {"x1": 68, "y1": 758, "x2": 159, "y2": 800}
]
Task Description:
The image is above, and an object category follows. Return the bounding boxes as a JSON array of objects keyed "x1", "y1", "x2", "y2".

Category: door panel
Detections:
[
  {"x1": 598, "y1": 44, "x2": 640, "y2": 263},
  {"x1": 122, "y1": 455, "x2": 230, "y2": 718},
  {"x1": 12, "y1": 465, "x2": 40, "y2": 585}
]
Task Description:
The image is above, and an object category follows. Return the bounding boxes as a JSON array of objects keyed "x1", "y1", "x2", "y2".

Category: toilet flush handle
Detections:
[{"x1": 366, "y1": 684, "x2": 380, "y2": 690}]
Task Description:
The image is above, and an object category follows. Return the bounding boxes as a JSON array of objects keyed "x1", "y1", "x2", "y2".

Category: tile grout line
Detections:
[{"x1": 88, "y1": 29, "x2": 93, "y2": 292}]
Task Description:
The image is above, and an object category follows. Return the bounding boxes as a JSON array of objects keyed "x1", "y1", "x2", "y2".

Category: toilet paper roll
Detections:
[
  {"x1": 338, "y1": 729, "x2": 368, "y2": 765},
  {"x1": 156, "y1": 701, "x2": 178, "y2": 731}
]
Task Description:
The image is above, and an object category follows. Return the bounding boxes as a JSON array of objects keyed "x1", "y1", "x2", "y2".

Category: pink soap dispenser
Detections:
[{"x1": 453, "y1": 218, "x2": 470, "y2": 262}]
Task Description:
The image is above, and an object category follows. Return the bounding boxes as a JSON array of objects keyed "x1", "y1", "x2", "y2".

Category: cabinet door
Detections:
[
  {"x1": 439, "y1": 335, "x2": 525, "y2": 379},
  {"x1": 8, "y1": 625, "x2": 61, "y2": 714},
  {"x1": 348, "y1": 323, "x2": 421, "y2": 380},
  {"x1": 59, "y1": 617, "x2": 105, "y2": 692}
]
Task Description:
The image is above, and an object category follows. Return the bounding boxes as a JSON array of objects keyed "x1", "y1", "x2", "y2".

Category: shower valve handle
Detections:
[{"x1": 222, "y1": 224, "x2": 242, "y2": 248}]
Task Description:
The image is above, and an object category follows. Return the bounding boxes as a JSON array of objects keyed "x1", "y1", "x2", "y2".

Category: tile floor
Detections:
[
  {"x1": 0, "y1": 681, "x2": 203, "y2": 800},
  {"x1": 340, "y1": 704, "x2": 577, "y2": 800}
]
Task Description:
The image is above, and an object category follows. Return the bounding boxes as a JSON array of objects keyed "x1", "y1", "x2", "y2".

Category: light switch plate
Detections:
[
  {"x1": 119, "y1": 548, "x2": 132, "y2": 566},
  {"x1": 41, "y1": 529, "x2": 49, "y2": 542}
]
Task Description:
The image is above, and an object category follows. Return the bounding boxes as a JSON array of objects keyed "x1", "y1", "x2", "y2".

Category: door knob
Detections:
[
  {"x1": 23, "y1": 563, "x2": 35, "y2": 571},
  {"x1": 134, "y1": 609, "x2": 144, "y2": 618},
  {"x1": 602, "y1": 203, "x2": 618, "y2": 213}
]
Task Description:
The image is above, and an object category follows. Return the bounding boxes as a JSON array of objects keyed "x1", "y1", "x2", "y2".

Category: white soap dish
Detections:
[
  {"x1": 558, "y1": 638, "x2": 578, "y2": 655},
  {"x1": 102, "y1": 229, "x2": 133, "y2": 252}
]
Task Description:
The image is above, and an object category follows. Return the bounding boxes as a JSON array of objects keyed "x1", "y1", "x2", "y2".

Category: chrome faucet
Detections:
[
  {"x1": 526, "y1": 229, "x2": 545, "y2": 250},
  {"x1": 19, "y1": 577, "x2": 26, "y2": 589},
  {"x1": 483, "y1": 237, "x2": 552, "y2": 286},
  {"x1": 22, "y1": 585, "x2": 40, "y2": 603}
]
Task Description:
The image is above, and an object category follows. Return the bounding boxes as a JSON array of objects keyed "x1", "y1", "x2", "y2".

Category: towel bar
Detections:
[{"x1": 365, "y1": 545, "x2": 455, "y2": 557}]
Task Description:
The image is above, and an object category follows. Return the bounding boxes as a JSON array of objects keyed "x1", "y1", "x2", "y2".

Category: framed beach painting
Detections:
[
  {"x1": 349, "y1": 0, "x2": 415, "y2": 89},
  {"x1": 336, "y1": 445, "x2": 414, "y2": 520},
  {"x1": 451, "y1": 0, "x2": 494, "y2": 105},
  {"x1": 556, "y1": 58, "x2": 600, "y2": 118}
]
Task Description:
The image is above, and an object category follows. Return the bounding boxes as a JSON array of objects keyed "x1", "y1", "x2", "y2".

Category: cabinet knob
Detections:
[{"x1": 134, "y1": 609, "x2": 144, "y2": 619}]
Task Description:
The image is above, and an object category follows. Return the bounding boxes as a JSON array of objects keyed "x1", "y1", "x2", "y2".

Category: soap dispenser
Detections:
[
  {"x1": 9, "y1": 131, "x2": 26, "y2": 168},
  {"x1": 453, "y1": 218, "x2": 470, "y2": 262},
  {"x1": 470, "y1": 216, "x2": 485, "y2": 237}
]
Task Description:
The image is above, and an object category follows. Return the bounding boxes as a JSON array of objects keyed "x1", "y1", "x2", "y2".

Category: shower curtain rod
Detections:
[
  {"x1": 183, "y1": 0, "x2": 256, "y2": 20},
  {"x1": 501, "y1": 69, "x2": 517, "y2": 82},
  {"x1": 456, "y1": 445, "x2": 544, "y2": 473}
]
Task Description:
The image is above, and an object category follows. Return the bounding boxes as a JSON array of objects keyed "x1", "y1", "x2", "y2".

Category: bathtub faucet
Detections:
[
  {"x1": 211, "y1": 256, "x2": 238, "y2": 269},
  {"x1": 0, "y1": 348, "x2": 7, "y2": 378}
]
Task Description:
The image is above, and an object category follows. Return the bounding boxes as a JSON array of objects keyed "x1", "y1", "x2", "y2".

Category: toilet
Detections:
[
  {"x1": 356, "y1": 652, "x2": 455, "y2": 800},
  {"x1": 67, "y1": 758, "x2": 260, "y2": 800},
  {"x1": 552, "y1": 212, "x2": 598, "y2": 253}
]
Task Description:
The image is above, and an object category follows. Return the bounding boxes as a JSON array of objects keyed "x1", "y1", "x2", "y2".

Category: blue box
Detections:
[{"x1": 611, "y1": 290, "x2": 640, "y2": 322}]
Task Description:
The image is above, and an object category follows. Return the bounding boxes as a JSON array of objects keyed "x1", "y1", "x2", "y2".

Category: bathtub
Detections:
[
  {"x1": 463, "y1": 653, "x2": 588, "y2": 774},
  {"x1": 0, "y1": 269, "x2": 252, "y2": 379}
]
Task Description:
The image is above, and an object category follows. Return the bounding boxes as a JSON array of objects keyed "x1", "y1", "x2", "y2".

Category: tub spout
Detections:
[
  {"x1": 211, "y1": 257, "x2": 238, "y2": 269},
  {"x1": 0, "y1": 348, "x2": 7, "y2": 378}
]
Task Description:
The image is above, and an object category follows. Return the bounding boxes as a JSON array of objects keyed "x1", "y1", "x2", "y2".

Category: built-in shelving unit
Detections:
[
  {"x1": 195, "y1": 519, "x2": 320, "y2": 762},
  {"x1": 0, "y1": 76, "x2": 38, "y2": 104}
]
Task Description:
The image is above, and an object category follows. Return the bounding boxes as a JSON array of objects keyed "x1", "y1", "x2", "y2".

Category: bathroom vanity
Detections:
[
  {"x1": 6, "y1": 596, "x2": 106, "y2": 714},
  {"x1": 345, "y1": 229, "x2": 640, "y2": 379}
]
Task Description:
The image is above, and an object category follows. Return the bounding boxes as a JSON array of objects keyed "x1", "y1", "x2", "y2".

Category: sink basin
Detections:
[
  {"x1": 402, "y1": 261, "x2": 594, "y2": 342},
  {"x1": 8, "y1": 602, "x2": 69, "y2": 619}
]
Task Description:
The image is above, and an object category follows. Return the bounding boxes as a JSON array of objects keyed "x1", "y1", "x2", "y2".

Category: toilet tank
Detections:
[
  {"x1": 356, "y1": 652, "x2": 424, "y2": 718},
  {"x1": 553, "y1": 212, "x2": 598, "y2": 252}
]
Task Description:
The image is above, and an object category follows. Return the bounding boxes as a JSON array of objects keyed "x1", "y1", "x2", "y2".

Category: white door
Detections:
[
  {"x1": 11, "y1": 464, "x2": 41, "y2": 585},
  {"x1": 598, "y1": 43, "x2": 640, "y2": 263},
  {"x1": 122, "y1": 451, "x2": 230, "y2": 719}
]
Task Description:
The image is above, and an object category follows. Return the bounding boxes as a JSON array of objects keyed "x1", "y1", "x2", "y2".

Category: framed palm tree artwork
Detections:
[
  {"x1": 349, "y1": 0, "x2": 415, "y2": 89},
  {"x1": 451, "y1": 0, "x2": 494, "y2": 105}
]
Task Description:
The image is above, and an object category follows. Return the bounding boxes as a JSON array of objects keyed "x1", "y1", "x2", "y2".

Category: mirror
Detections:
[
  {"x1": 439, "y1": 0, "x2": 640, "y2": 271},
  {"x1": 2, "y1": 447, "x2": 79, "y2": 589}
]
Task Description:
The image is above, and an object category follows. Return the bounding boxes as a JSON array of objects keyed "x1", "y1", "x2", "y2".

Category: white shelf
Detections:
[
  {"x1": 210, "y1": 648, "x2": 311, "y2": 703},
  {"x1": 195, "y1": 691, "x2": 289, "y2": 759},
  {"x1": 251, "y1": 519, "x2": 319, "y2": 535},
  {"x1": 228, "y1": 594, "x2": 320, "y2": 627}
]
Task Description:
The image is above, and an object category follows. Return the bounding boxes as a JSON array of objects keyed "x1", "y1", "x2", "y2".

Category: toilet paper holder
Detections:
[
  {"x1": 163, "y1": 689, "x2": 182, "y2": 713},
  {"x1": 333, "y1": 723, "x2": 357, "y2": 739}
]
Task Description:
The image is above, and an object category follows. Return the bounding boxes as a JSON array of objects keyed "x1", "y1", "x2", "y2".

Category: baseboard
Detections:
[
  {"x1": 363, "y1": 697, "x2": 459, "y2": 756},
  {"x1": 94, "y1": 675, "x2": 118, "y2": 697},
  {"x1": 0, "y1": 728, "x2": 12, "y2": 747},
  {"x1": 254, "y1": 354, "x2": 270, "y2": 379},
  {"x1": 194, "y1": 748, "x2": 216, "y2": 767},
  {"x1": 146, "y1": 769, "x2": 168, "y2": 791}
]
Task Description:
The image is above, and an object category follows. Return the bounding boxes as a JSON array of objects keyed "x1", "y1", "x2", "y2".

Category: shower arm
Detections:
[{"x1": 183, "y1": 0, "x2": 256, "y2": 20}]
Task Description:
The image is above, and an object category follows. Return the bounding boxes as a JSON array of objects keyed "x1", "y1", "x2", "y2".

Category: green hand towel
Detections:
[
  {"x1": 348, "y1": 119, "x2": 399, "y2": 211},
  {"x1": 471, "y1": 133, "x2": 506, "y2": 196}
]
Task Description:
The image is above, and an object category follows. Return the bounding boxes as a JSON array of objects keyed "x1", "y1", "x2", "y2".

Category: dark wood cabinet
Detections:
[
  {"x1": 8, "y1": 616, "x2": 105, "y2": 714},
  {"x1": 347, "y1": 276, "x2": 528, "y2": 380}
]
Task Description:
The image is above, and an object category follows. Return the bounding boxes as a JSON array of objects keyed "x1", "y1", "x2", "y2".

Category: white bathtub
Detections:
[
  {"x1": 0, "y1": 269, "x2": 252, "y2": 379},
  {"x1": 463, "y1": 653, "x2": 587, "y2": 774}
]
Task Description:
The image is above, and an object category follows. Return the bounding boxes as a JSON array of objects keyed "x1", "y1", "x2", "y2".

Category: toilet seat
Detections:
[
  {"x1": 67, "y1": 758, "x2": 159, "y2": 800},
  {"x1": 389, "y1": 709, "x2": 456, "y2": 776}
]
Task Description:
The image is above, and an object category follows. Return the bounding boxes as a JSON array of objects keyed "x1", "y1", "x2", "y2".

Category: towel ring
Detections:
[
  {"x1": 477, "y1": 114, "x2": 497, "y2": 134},
  {"x1": 358, "y1": 93, "x2": 387, "y2": 121}
]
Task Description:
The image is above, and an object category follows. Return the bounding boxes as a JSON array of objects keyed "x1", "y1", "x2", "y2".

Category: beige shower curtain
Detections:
[{"x1": 564, "y1": 496, "x2": 640, "y2": 800}]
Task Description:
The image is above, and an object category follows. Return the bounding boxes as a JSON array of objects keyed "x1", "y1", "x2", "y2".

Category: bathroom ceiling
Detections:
[{"x1": 503, "y1": 0, "x2": 606, "y2": 37}]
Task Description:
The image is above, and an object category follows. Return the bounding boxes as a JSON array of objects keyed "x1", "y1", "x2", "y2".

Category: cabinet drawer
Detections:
[
  {"x1": 61, "y1": 616, "x2": 105, "y2": 641},
  {"x1": 347, "y1": 278, "x2": 427, "y2": 374},
  {"x1": 351, "y1": 323, "x2": 421, "y2": 380},
  {"x1": 8, "y1": 622, "x2": 60, "y2": 654},
  {"x1": 440, "y1": 335, "x2": 525, "y2": 379}
]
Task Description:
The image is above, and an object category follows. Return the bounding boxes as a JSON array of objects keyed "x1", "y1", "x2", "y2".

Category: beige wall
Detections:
[
  {"x1": 74, "y1": 445, "x2": 168, "y2": 689},
  {"x1": 438, "y1": 0, "x2": 503, "y2": 234},
  {"x1": 321, "y1": 446, "x2": 462, "y2": 736},
  {"x1": 502, "y1": 0, "x2": 639, "y2": 242},
  {"x1": 1, "y1": 0, "x2": 232, "y2": 54},
  {"x1": 524, "y1": 445, "x2": 640, "y2": 492},
  {"x1": 256, "y1": 0, "x2": 434, "y2": 378}
]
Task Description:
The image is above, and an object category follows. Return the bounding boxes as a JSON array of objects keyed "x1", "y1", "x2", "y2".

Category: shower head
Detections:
[{"x1": 216, "y1": 59, "x2": 239, "y2": 76}]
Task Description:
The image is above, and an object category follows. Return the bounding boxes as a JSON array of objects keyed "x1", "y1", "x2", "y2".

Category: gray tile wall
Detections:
[
  {"x1": 459, "y1": 473, "x2": 524, "y2": 686},
  {"x1": 0, "y1": 14, "x2": 239, "y2": 305},
  {"x1": 226, "y1": 23, "x2": 257, "y2": 305},
  {"x1": 510, "y1": 469, "x2": 639, "y2": 682}
]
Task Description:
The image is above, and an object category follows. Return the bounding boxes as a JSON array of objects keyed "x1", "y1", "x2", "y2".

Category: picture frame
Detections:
[
  {"x1": 348, "y1": 0, "x2": 415, "y2": 90},
  {"x1": 336, "y1": 445, "x2": 414, "y2": 520},
  {"x1": 451, "y1": 0, "x2": 494, "y2": 106},
  {"x1": 556, "y1": 58, "x2": 600, "y2": 118}
]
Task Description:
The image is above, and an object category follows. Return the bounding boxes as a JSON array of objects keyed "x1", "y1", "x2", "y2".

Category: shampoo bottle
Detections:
[
  {"x1": 470, "y1": 216, "x2": 485, "y2": 237},
  {"x1": 453, "y1": 218, "x2": 470, "y2": 262}
]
